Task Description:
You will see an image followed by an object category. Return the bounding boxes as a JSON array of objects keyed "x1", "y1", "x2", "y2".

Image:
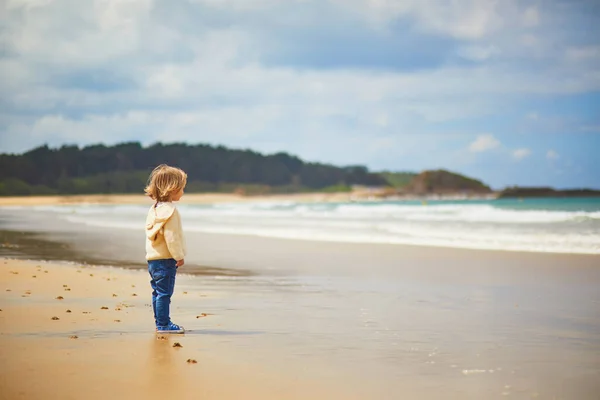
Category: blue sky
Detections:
[{"x1": 0, "y1": 0, "x2": 599, "y2": 189}]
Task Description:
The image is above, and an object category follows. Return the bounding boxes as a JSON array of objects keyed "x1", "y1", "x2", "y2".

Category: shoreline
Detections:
[
  {"x1": 0, "y1": 192, "x2": 352, "y2": 206},
  {"x1": 2, "y1": 224, "x2": 599, "y2": 277},
  {"x1": 0, "y1": 192, "x2": 503, "y2": 207}
]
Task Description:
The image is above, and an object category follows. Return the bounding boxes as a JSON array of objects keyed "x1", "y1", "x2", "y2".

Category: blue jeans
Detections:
[{"x1": 148, "y1": 259, "x2": 177, "y2": 328}]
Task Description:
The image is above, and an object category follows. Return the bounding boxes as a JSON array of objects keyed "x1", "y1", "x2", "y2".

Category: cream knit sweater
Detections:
[{"x1": 145, "y1": 202, "x2": 186, "y2": 261}]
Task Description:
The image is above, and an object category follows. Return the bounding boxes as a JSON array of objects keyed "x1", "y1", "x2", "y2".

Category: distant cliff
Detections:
[
  {"x1": 498, "y1": 187, "x2": 600, "y2": 198},
  {"x1": 401, "y1": 169, "x2": 492, "y2": 195}
]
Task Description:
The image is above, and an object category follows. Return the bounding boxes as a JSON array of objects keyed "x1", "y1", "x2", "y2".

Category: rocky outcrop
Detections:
[{"x1": 402, "y1": 169, "x2": 492, "y2": 195}]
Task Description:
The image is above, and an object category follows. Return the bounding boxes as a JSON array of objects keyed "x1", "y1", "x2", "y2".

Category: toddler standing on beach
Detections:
[{"x1": 144, "y1": 164, "x2": 187, "y2": 334}]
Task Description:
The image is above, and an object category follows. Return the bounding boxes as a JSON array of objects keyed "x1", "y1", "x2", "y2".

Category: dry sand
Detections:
[
  {"x1": 0, "y1": 192, "x2": 355, "y2": 207},
  {"x1": 0, "y1": 259, "x2": 358, "y2": 400}
]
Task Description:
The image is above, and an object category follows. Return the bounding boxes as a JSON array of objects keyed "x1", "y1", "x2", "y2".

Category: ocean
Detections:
[{"x1": 11, "y1": 197, "x2": 600, "y2": 255}]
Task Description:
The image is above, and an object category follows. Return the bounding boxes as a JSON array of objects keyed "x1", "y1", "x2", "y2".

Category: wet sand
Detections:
[{"x1": 0, "y1": 259, "x2": 363, "y2": 400}]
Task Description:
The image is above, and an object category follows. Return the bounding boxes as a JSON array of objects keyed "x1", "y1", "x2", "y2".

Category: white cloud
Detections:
[
  {"x1": 546, "y1": 150, "x2": 559, "y2": 160},
  {"x1": 512, "y1": 148, "x2": 531, "y2": 160},
  {"x1": 522, "y1": 6, "x2": 540, "y2": 28},
  {"x1": 458, "y1": 45, "x2": 500, "y2": 61},
  {"x1": 469, "y1": 134, "x2": 500, "y2": 152},
  {"x1": 566, "y1": 46, "x2": 600, "y2": 62}
]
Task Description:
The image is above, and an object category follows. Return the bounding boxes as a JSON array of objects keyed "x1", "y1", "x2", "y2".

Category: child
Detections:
[{"x1": 144, "y1": 164, "x2": 187, "y2": 333}]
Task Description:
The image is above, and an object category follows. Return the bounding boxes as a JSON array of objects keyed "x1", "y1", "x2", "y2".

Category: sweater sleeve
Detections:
[{"x1": 163, "y1": 208, "x2": 186, "y2": 261}]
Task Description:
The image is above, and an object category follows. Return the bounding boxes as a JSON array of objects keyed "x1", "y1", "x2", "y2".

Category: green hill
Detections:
[
  {"x1": 0, "y1": 142, "x2": 387, "y2": 196},
  {"x1": 378, "y1": 171, "x2": 418, "y2": 189},
  {"x1": 403, "y1": 169, "x2": 492, "y2": 195}
]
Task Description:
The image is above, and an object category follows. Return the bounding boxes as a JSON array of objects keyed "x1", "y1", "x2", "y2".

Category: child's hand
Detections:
[{"x1": 176, "y1": 259, "x2": 185, "y2": 267}]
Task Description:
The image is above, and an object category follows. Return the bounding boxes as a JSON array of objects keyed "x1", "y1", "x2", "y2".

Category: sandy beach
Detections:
[
  {"x1": 0, "y1": 259, "x2": 363, "y2": 400},
  {"x1": 1, "y1": 199, "x2": 599, "y2": 399},
  {"x1": 0, "y1": 192, "x2": 357, "y2": 207}
]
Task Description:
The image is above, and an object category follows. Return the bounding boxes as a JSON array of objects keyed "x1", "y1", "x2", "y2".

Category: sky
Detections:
[{"x1": 1, "y1": 0, "x2": 599, "y2": 189}]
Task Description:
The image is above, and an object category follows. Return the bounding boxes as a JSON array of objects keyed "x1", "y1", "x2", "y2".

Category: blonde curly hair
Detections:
[{"x1": 144, "y1": 164, "x2": 187, "y2": 202}]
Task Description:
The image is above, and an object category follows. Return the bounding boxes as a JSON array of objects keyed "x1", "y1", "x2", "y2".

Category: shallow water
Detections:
[{"x1": 4, "y1": 197, "x2": 600, "y2": 254}]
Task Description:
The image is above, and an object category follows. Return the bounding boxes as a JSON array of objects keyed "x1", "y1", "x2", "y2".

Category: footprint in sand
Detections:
[
  {"x1": 100, "y1": 306, "x2": 109, "y2": 310},
  {"x1": 51, "y1": 316, "x2": 60, "y2": 320},
  {"x1": 173, "y1": 342, "x2": 183, "y2": 348},
  {"x1": 56, "y1": 296, "x2": 64, "y2": 300},
  {"x1": 112, "y1": 294, "x2": 118, "y2": 297},
  {"x1": 186, "y1": 359, "x2": 197, "y2": 364},
  {"x1": 70, "y1": 335, "x2": 78, "y2": 339},
  {"x1": 66, "y1": 310, "x2": 72, "y2": 313}
]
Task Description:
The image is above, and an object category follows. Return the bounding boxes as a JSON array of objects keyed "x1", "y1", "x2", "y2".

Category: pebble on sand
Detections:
[
  {"x1": 100, "y1": 306, "x2": 109, "y2": 310},
  {"x1": 173, "y1": 342, "x2": 183, "y2": 348},
  {"x1": 66, "y1": 310, "x2": 72, "y2": 313},
  {"x1": 56, "y1": 296, "x2": 64, "y2": 300}
]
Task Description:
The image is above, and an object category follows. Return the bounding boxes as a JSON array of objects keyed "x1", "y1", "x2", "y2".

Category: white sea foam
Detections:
[{"x1": 17, "y1": 199, "x2": 600, "y2": 255}]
